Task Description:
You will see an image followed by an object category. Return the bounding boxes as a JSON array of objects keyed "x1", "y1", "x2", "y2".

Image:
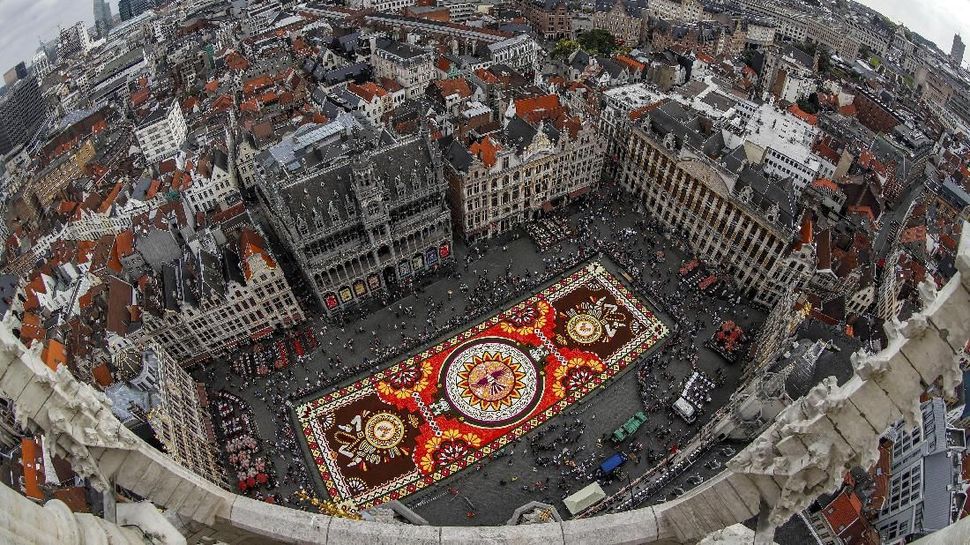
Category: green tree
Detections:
[
  {"x1": 577, "y1": 29, "x2": 617, "y2": 56},
  {"x1": 797, "y1": 92, "x2": 820, "y2": 114},
  {"x1": 740, "y1": 48, "x2": 756, "y2": 69},
  {"x1": 817, "y1": 45, "x2": 832, "y2": 74},
  {"x1": 552, "y1": 39, "x2": 579, "y2": 59}
]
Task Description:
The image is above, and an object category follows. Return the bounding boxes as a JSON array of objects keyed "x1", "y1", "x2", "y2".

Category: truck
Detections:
[
  {"x1": 611, "y1": 411, "x2": 649, "y2": 443},
  {"x1": 598, "y1": 452, "x2": 628, "y2": 476}
]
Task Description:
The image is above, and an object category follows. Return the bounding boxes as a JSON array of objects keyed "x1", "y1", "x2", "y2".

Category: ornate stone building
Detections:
[
  {"x1": 591, "y1": 0, "x2": 646, "y2": 46},
  {"x1": 648, "y1": 0, "x2": 703, "y2": 22},
  {"x1": 257, "y1": 129, "x2": 452, "y2": 314},
  {"x1": 109, "y1": 342, "x2": 225, "y2": 486},
  {"x1": 515, "y1": 0, "x2": 572, "y2": 41},
  {"x1": 108, "y1": 221, "x2": 305, "y2": 369},
  {"x1": 612, "y1": 101, "x2": 809, "y2": 306},
  {"x1": 371, "y1": 39, "x2": 437, "y2": 99},
  {"x1": 441, "y1": 94, "x2": 605, "y2": 241}
]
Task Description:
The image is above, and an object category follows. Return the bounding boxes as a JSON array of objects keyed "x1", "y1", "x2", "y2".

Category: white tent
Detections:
[
  {"x1": 673, "y1": 397, "x2": 696, "y2": 423},
  {"x1": 563, "y1": 482, "x2": 606, "y2": 515}
]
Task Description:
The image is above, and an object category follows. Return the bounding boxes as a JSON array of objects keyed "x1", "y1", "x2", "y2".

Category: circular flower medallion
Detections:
[
  {"x1": 442, "y1": 338, "x2": 541, "y2": 427},
  {"x1": 364, "y1": 412, "x2": 405, "y2": 449},
  {"x1": 567, "y1": 313, "x2": 604, "y2": 344}
]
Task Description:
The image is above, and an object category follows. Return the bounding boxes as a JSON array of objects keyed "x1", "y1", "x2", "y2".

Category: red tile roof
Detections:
[
  {"x1": 243, "y1": 75, "x2": 274, "y2": 97},
  {"x1": 92, "y1": 364, "x2": 113, "y2": 388},
  {"x1": 41, "y1": 339, "x2": 67, "y2": 371},
  {"x1": 515, "y1": 94, "x2": 560, "y2": 117},
  {"x1": 348, "y1": 81, "x2": 389, "y2": 102},
  {"x1": 239, "y1": 228, "x2": 276, "y2": 280},
  {"x1": 899, "y1": 225, "x2": 927, "y2": 244},
  {"x1": 788, "y1": 103, "x2": 818, "y2": 125},
  {"x1": 212, "y1": 94, "x2": 234, "y2": 111},
  {"x1": 474, "y1": 67, "x2": 500, "y2": 84},
  {"x1": 97, "y1": 182, "x2": 123, "y2": 214},
  {"x1": 433, "y1": 78, "x2": 473, "y2": 99},
  {"x1": 20, "y1": 437, "x2": 43, "y2": 500},
  {"x1": 614, "y1": 54, "x2": 645, "y2": 72},
  {"x1": 240, "y1": 98, "x2": 259, "y2": 113},
  {"x1": 469, "y1": 136, "x2": 501, "y2": 167},
  {"x1": 629, "y1": 100, "x2": 665, "y2": 121},
  {"x1": 822, "y1": 490, "x2": 863, "y2": 535},
  {"x1": 813, "y1": 178, "x2": 839, "y2": 192},
  {"x1": 839, "y1": 103, "x2": 857, "y2": 117},
  {"x1": 225, "y1": 51, "x2": 250, "y2": 71},
  {"x1": 182, "y1": 96, "x2": 199, "y2": 111}
]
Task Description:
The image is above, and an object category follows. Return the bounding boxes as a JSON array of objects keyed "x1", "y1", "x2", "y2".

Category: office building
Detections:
[
  {"x1": 951, "y1": 34, "x2": 965, "y2": 68},
  {"x1": 134, "y1": 100, "x2": 188, "y2": 164},
  {"x1": 58, "y1": 22, "x2": 92, "y2": 59},
  {"x1": 94, "y1": 0, "x2": 113, "y2": 38},
  {"x1": 119, "y1": 0, "x2": 154, "y2": 21},
  {"x1": 0, "y1": 75, "x2": 46, "y2": 155}
]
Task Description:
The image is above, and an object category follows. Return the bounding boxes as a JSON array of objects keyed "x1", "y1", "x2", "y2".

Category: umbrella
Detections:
[
  {"x1": 256, "y1": 473, "x2": 268, "y2": 484},
  {"x1": 238, "y1": 480, "x2": 248, "y2": 491},
  {"x1": 247, "y1": 477, "x2": 256, "y2": 489}
]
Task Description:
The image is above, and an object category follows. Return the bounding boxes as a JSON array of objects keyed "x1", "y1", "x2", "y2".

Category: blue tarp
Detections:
[{"x1": 599, "y1": 453, "x2": 626, "y2": 474}]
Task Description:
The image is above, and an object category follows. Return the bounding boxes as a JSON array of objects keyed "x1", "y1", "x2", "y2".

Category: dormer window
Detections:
[{"x1": 738, "y1": 186, "x2": 753, "y2": 204}]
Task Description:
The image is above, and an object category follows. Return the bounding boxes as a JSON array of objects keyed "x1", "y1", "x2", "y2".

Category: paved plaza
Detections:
[{"x1": 194, "y1": 189, "x2": 830, "y2": 525}]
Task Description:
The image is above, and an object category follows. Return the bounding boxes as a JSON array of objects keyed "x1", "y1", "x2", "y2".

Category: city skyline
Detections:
[
  {"x1": 0, "y1": 1, "x2": 969, "y2": 73},
  {"x1": 854, "y1": 0, "x2": 970, "y2": 61},
  {"x1": 0, "y1": 0, "x2": 117, "y2": 74}
]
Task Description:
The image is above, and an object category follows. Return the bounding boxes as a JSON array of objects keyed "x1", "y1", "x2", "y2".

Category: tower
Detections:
[
  {"x1": 93, "y1": 0, "x2": 113, "y2": 38},
  {"x1": 951, "y1": 34, "x2": 965, "y2": 68}
]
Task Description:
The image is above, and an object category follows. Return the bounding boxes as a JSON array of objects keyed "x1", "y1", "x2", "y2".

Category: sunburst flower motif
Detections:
[
  {"x1": 377, "y1": 360, "x2": 433, "y2": 399},
  {"x1": 419, "y1": 429, "x2": 481, "y2": 473},
  {"x1": 552, "y1": 356, "x2": 605, "y2": 398},
  {"x1": 499, "y1": 300, "x2": 550, "y2": 336},
  {"x1": 455, "y1": 351, "x2": 527, "y2": 411}
]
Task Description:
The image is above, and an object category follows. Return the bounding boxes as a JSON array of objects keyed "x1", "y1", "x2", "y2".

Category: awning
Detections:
[
  {"x1": 21, "y1": 438, "x2": 43, "y2": 500},
  {"x1": 251, "y1": 326, "x2": 274, "y2": 341},
  {"x1": 564, "y1": 482, "x2": 606, "y2": 515},
  {"x1": 568, "y1": 186, "x2": 591, "y2": 199}
]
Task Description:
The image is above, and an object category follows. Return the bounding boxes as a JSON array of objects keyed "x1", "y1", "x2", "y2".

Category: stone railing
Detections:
[{"x1": 1, "y1": 223, "x2": 969, "y2": 544}]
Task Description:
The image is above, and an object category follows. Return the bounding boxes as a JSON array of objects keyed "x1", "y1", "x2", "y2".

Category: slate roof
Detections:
[
  {"x1": 646, "y1": 101, "x2": 707, "y2": 150},
  {"x1": 376, "y1": 38, "x2": 431, "y2": 60},
  {"x1": 598, "y1": 58, "x2": 627, "y2": 79},
  {"x1": 278, "y1": 137, "x2": 436, "y2": 232},
  {"x1": 594, "y1": 0, "x2": 648, "y2": 16},
  {"x1": 440, "y1": 136, "x2": 474, "y2": 172},
  {"x1": 783, "y1": 45, "x2": 814, "y2": 70},
  {"x1": 735, "y1": 165, "x2": 799, "y2": 231},
  {"x1": 505, "y1": 116, "x2": 538, "y2": 154}
]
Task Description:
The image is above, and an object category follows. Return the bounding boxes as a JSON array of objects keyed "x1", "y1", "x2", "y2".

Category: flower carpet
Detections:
[{"x1": 296, "y1": 262, "x2": 669, "y2": 509}]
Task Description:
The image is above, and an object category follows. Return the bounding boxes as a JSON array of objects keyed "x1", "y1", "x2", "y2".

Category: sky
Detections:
[
  {"x1": 0, "y1": 0, "x2": 115, "y2": 73},
  {"x1": 853, "y1": 0, "x2": 970, "y2": 56},
  {"x1": 0, "y1": 0, "x2": 968, "y2": 71}
]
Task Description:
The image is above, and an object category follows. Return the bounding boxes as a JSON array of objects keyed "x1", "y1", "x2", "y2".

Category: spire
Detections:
[{"x1": 503, "y1": 97, "x2": 516, "y2": 128}]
